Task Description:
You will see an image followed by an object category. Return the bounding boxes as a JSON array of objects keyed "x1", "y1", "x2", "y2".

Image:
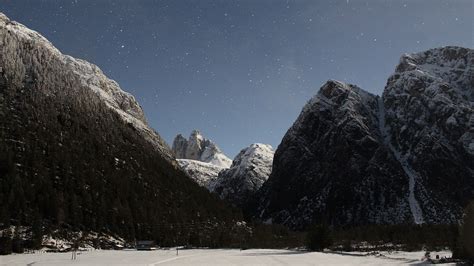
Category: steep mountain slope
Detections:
[
  {"x1": 382, "y1": 47, "x2": 474, "y2": 223},
  {"x1": 255, "y1": 81, "x2": 412, "y2": 229},
  {"x1": 214, "y1": 144, "x2": 274, "y2": 207},
  {"x1": 172, "y1": 130, "x2": 232, "y2": 168},
  {"x1": 176, "y1": 159, "x2": 224, "y2": 190},
  {"x1": 0, "y1": 13, "x2": 239, "y2": 243},
  {"x1": 255, "y1": 47, "x2": 473, "y2": 229}
]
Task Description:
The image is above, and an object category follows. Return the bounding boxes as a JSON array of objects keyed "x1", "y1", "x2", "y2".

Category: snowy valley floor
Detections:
[{"x1": 0, "y1": 249, "x2": 453, "y2": 265}]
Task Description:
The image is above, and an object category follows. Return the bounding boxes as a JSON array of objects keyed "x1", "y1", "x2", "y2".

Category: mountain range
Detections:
[
  {"x1": 0, "y1": 11, "x2": 472, "y2": 244},
  {"x1": 172, "y1": 131, "x2": 274, "y2": 207},
  {"x1": 254, "y1": 46, "x2": 473, "y2": 229},
  {"x1": 0, "y1": 12, "x2": 240, "y2": 244}
]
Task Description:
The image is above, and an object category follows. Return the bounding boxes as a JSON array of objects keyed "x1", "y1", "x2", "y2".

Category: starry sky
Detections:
[{"x1": 1, "y1": 1, "x2": 472, "y2": 157}]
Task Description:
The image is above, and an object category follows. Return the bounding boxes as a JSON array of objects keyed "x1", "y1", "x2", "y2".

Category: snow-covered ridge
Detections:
[
  {"x1": 385, "y1": 46, "x2": 473, "y2": 161},
  {"x1": 0, "y1": 13, "x2": 144, "y2": 122},
  {"x1": 172, "y1": 130, "x2": 232, "y2": 168},
  {"x1": 220, "y1": 143, "x2": 274, "y2": 185},
  {"x1": 393, "y1": 46, "x2": 473, "y2": 101},
  {"x1": 173, "y1": 135, "x2": 274, "y2": 205},
  {"x1": 0, "y1": 12, "x2": 172, "y2": 159},
  {"x1": 176, "y1": 159, "x2": 226, "y2": 190},
  {"x1": 172, "y1": 130, "x2": 232, "y2": 190},
  {"x1": 214, "y1": 143, "x2": 274, "y2": 206},
  {"x1": 290, "y1": 80, "x2": 377, "y2": 140}
]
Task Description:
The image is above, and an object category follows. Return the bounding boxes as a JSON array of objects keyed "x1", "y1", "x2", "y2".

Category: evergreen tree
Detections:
[
  {"x1": 0, "y1": 235, "x2": 12, "y2": 255},
  {"x1": 457, "y1": 201, "x2": 474, "y2": 261},
  {"x1": 306, "y1": 224, "x2": 333, "y2": 251}
]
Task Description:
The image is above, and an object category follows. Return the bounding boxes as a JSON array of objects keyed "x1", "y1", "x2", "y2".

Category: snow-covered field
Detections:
[{"x1": 0, "y1": 249, "x2": 452, "y2": 265}]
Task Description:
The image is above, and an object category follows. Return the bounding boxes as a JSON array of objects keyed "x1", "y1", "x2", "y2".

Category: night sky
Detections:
[{"x1": 1, "y1": 1, "x2": 472, "y2": 157}]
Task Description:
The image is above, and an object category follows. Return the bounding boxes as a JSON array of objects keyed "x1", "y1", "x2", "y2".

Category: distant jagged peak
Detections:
[{"x1": 172, "y1": 130, "x2": 232, "y2": 168}]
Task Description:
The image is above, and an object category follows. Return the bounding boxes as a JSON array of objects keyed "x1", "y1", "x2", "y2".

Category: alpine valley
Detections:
[
  {"x1": 0, "y1": 11, "x2": 472, "y2": 251},
  {"x1": 0, "y1": 13, "x2": 243, "y2": 247}
]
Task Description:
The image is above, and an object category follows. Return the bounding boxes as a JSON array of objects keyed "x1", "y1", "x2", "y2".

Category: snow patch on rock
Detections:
[
  {"x1": 214, "y1": 143, "x2": 274, "y2": 206},
  {"x1": 172, "y1": 130, "x2": 232, "y2": 168},
  {"x1": 378, "y1": 97, "x2": 424, "y2": 224},
  {"x1": 176, "y1": 159, "x2": 226, "y2": 190},
  {"x1": 0, "y1": 12, "x2": 173, "y2": 160}
]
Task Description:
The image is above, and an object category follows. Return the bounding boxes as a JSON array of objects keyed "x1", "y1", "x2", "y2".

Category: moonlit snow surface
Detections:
[{"x1": 0, "y1": 249, "x2": 452, "y2": 265}]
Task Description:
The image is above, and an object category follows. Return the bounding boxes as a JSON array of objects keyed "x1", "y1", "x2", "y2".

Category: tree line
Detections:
[{"x1": 0, "y1": 69, "x2": 242, "y2": 253}]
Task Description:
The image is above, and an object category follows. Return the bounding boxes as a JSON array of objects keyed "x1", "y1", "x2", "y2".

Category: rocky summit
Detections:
[
  {"x1": 254, "y1": 47, "x2": 473, "y2": 229},
  {"x1": 214, "y1": 143, "x2": 274, "y2": 207},
  {"x1": 172, "y1": 130, "x2": 232, "y2": 189},
  {"x1": 172, "y1": 130, "x2": 232, "y2": 168},
  {"x1": 172, "y1": 131, "x2": 275, "y2": 206}
]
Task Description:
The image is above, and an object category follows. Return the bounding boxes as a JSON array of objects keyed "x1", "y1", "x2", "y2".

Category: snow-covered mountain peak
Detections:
[
  {"x1": 214, "y1": 143, "x2": 274, "y2": 206},
  {"x1": 0, "y1": 12, "x2": 172, "y2": 159},
  {"x1": 176, "y1": 159, "x2": 225, "y2": 190},
  {"x1": 319, "y1": 80, "x2": 357, "y2": 100},
  {"x1": 303, "y1": 80, "x2": 376, "y2": 114},
  {"x1": 189, "y1": 129, "x2": 204, "y2": 143},
  {"x1": 254, "y1": 47, "x2": 473, "y2": 228},
  {"x1": 396, "y1": 46, "x2": 471, "y2": 73},
  {"x1": 385, "y1": 46, "x2": 473, "y2": 156},
  {"x1": 291, "y1": 80, "x2": 378, "y2": 141},
  {"x1": 391, "y1": 46, "x2": 473, "y2": 100},
  {"x1": 382, "y1": 46, "x2": 473, "y2": 223},
  {"x1": 172, "y1": 130, "x2": 232, "y2": 168},
  {"x1": 0, "y1": 13, "x2": 147, "y2": 124},
  {"x1": 229, "y1": 143, "x2": 274, "y2": 169}
]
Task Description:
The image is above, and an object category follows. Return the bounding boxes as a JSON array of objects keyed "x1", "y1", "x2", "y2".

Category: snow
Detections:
[
  {"x1": 378, "y1": 97, "x2": 424, "y2": 224},
  {"x1": 176, "y1": 159, "x2": 226, "y2": 190},
  {"x1": 213, "y1": 143, "x2": 274, "y2": 205},
  {"x1": 0, "y1": 12, "x2": 173, "y2": 160},
  {"x1": 206, "y1": 153, "x2": 233, "y2": 168},
  {"x1": 0, "y1": 249, "x2": 453, "y2": 265},
  {"x1": 225, "y1": 144, "x2": 274, "y2": 177},
  {"x1": 172, "y1": 130, "x2": 232, "y2": 168},
  {"x1": 381, "y1": 46, "x2": 473, "y2": 223}
]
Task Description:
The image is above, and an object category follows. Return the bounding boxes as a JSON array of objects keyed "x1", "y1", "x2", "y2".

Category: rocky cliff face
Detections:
[
  {"x1": 382, "y1": 47, "x2": 474, "y2": 224},
  {"x1": 0, "y1": 13, "x2": 238, "y2": 241},
  {"x1": 255, "y1": 47, "x2": 473, "y2": 229},
  {"x1": 173, "y1": 134, "x2": 275, "y2": 202},
  {"x1": 255, "y1": 81, "x2": 412, "y2": 229},
  {"x1": 172, "y1": 130, "x2": 232, "y2": 168},
  {"x1": 172, "y1": 130, "x2": 232, "y2": 189},
  {"x1": 214, "y1": 143, "x2": 274, "y2": 207}
]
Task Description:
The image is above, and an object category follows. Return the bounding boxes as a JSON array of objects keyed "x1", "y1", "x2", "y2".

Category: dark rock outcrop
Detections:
[{"x1": 255, "y1": 47, "x2": 473, "y2": 229}]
